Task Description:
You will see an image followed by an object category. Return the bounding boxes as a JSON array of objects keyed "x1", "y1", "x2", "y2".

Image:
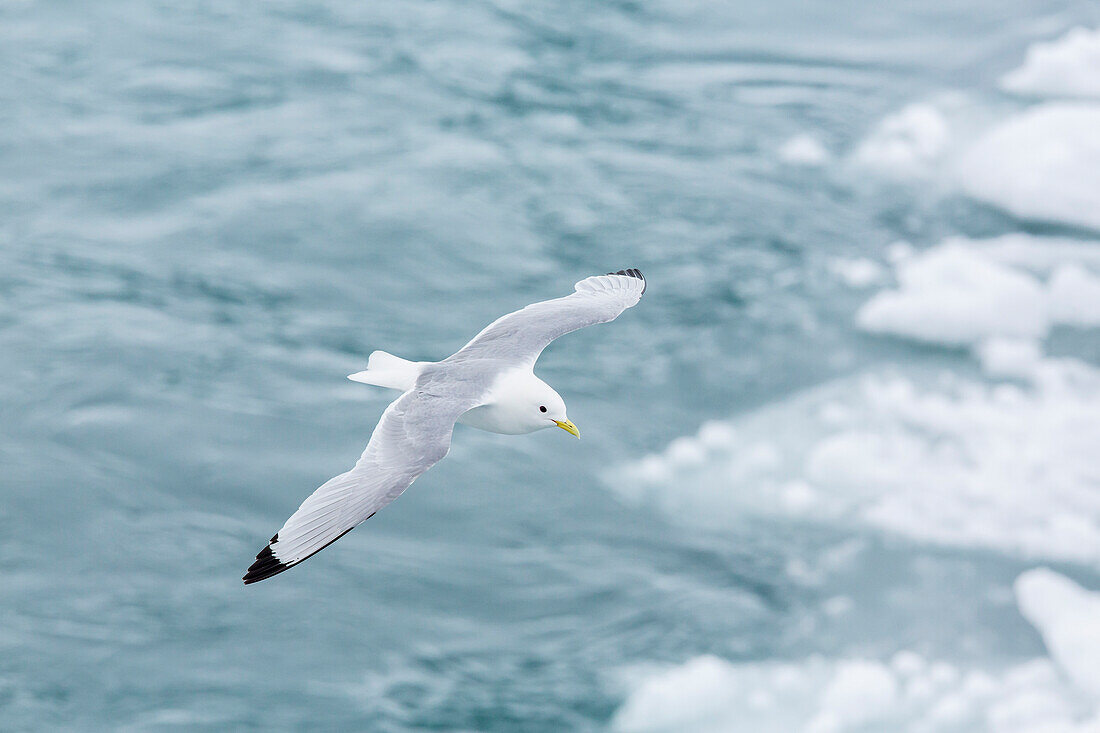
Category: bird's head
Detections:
[
  {"x1": 528, "y1": 379, "x2": 578, "y2": 437},
  {"x1": 490, "y1": 370, "x2": 579, "y2": 437}
]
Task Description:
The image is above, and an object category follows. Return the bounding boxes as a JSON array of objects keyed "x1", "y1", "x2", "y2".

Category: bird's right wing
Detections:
[
  {"x1": 451, "y1": 269, "x2": 646, "y2": 367},
  {"x1": 243, "y1": 389, "x2": 465, "y2": 584}
]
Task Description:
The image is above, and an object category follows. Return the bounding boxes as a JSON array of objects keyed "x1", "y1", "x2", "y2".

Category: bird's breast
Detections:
[{"x1": 457, "y1": 403, "x2": 537, "y2": 434}]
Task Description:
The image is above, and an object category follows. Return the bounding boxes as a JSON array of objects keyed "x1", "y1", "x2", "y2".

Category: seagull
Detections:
[{"x1": 243, "y1": 269, "x2": 646, "y2": 583}]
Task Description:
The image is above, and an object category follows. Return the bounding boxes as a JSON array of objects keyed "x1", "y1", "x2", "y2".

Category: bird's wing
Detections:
[
  {"x1": 451, "y1": 269, "x2": 646, "y2": 366},
  {"x1": 243, "y1": 388, "x2": 467, "y2": 584}
]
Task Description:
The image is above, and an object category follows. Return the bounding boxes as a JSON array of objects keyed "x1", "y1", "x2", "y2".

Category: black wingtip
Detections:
[
  {"x1": 609, "y1": 268, "x2": 646, "y2": 294},
  {"x1": 243, "y1": 534, "x2": 290, "y2": 585},
  {"x1": 242, "y1": 514, "x2": 375, "y2": 585}
]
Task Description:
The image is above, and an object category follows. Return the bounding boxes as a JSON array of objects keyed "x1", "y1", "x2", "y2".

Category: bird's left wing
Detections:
[
  {"x1": 451, "y1": 269, "x2": 646, "y2": 367},
  {"x1": 243, "y1": 388, "x2": 466, "y2": 584}
]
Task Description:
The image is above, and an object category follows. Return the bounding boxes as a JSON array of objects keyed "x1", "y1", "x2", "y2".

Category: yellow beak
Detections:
[{"x1": 554, "y1": 419, "x2": 580, "y2": 438}]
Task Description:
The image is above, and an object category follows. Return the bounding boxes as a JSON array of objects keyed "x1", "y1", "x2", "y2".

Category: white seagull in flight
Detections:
[{"x1": 244, "y1": 269, "x2": 646, "y2": 583}]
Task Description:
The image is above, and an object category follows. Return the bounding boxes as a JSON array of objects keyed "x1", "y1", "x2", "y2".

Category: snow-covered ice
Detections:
[
  {"x1": 610, "y1": 359, "x2": 1100, "y2": 562},
  {"x1": 856, "y1": 241, "x2": 1048, "y2": 347},
  {"x1": 855, "y1": 235, "x2": 1100, "y2": 346},
  {"x1": 1015, "y1": 569, "x2": 1100, "y2": 699},
  {"x1": 956, "y1": 104, "x2": 1100, "y2": 231},
  {"x1": 613, "y1": 571, "x2": 1100, "y2": 733},
  {"x1": 1049, "y1": 265, "x2": 1100, "y2": 326},
  {"x1": 977, "y1": 338, "x2": 1044, "y2": 379},
  {"x1": 610, "y1": 230, "x2": 1100, "y2": 561},
  {"x1": 1001, "y1": 27, "x2": 1100, "y2": 99},
  {"x1": 780, "y1": 134, "x2": 831, "y2": 166},
  {"x1": 827, "y1": 257, "x2": 886, "y2": 288},
  {"x1": 852, "y1": 104, "x2": 950, "y2": 176}
]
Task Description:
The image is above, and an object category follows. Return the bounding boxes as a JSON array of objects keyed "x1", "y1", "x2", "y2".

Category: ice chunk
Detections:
[
  {"x1": 856, "y1": 243, "x2": 1048, "y2": 346},
  {"x1": 827, "y1": 258, "x2": 885, "y2": 288},
  {"x1": 1002, "y1": 28, "x2": 1100, "y2": 99},
  {"x1": 779, "y1": 134, "x2": 830, "y2": 166},
  {"x1": 612, "y1": 650, "x2": 1098, "y2": 732},
  {"x1": 977, "y1": 338, "x2": 1043, "y2": 379},
  {"x1": 852, "y1": 104, "x2": 950, "y2": 175},
  {"x1": 610, "y1": 655, "x2": 773, "y2": 733},
  {"x1": 612, "y1": 573, "x2": 1100, "y2": 733},
  {"x1": 607, "y1": 361, "x2": 1100, "y2": 562},
  {"x1": 956, "y1": 104, "x2": 1100, "y2": 231},
  {"x1": 1049, "y1": 265, "x2": 1100, "y2": 326},
  {"x1": 610, "y1": 230, "x2": 1100, "y2": 562},
  {"x1": 817, "y1": 659, "x2": 898, "y2": 725},
  {"x1": 856, "y1": 236, "x2": 1100, "y2": 347},
  {"x1": 972, "y1": 233, "x2": 1100, "y2": 274},
  {"x1": 1015, "y1": 569, "x2": 1100, "y2": 699}
]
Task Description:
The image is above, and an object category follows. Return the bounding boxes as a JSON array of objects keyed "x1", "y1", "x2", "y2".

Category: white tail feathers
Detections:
[{"x1": 347, "y1": 351, "x2": 424, "y2": 391}]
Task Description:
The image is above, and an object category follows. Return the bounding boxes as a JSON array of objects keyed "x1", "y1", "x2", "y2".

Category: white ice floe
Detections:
[
  {"x1": 779, "y1": 134, "x2": 831, "y2": 166},
  {"x1": 827, "y1": 257, "x2": 886, "y2": 288},
  {"x1": 1015, "y1": 569, "x2": 1100, "y2": 699},
  {"x1": 956, "y1": 104, "x2": 1100, "y2": 231},
  {"x1": 856, "y1": 235, "x2": 1100, "y2": 347},
  {"x1": 971, "y1": 233, "x2": 1100, "y2": 274},
  {"x1": 611, "y1": 359, "x2": 1100, "y2": 562},
  {"x1": 976, "y1": 338, "x2": 1044, "y2": 379},
  {"x1": 612, "y1": 571, "x2": 1100, "y2": 733},
  {"x1": 1049, "y1": 265, "x2": 1100, "y2": 326},
  {"x1": 612, "y1": 652, "x2": 1100, "y2": 733},
  {"x1": 612, "y1": 231, "x2": 1100, "y2": 560},
  {"x1": 856, "y1": 242, "x2": 1048, "y2": 346},
  {"x1": 852, "y1": 104, "x2": 950, "y2": 176},
  {"x1": 1001, "y1": 27, "x2": 1100, "y2": 99}
]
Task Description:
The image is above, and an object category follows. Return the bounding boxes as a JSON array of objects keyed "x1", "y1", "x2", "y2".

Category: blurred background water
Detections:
[{"x1": 3, "y1": 0, "x2": 1100, "y2": 731}]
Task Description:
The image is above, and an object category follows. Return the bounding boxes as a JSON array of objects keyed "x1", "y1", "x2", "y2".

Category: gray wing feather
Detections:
[
  {"x1": 243, "y1": 388, "x2": 470, "y2": 583},
  {"x1": 450, "y1": 269, "x2": 646, "y2": 366}
]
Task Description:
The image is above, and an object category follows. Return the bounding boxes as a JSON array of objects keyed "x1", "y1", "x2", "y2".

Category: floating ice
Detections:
[
  {"x1": 613, "y1": 571, "x2": 1100, "y2": 733},
  {"x1": 971, "y1": 233, "x2": 1100, "y2": 274},
  {"x1": 1001, "y1": 28, "x2": 1100, "y2": 99},
  {"x1": 852, "y1": 104, "x2": 950, "y2": 175},
  {"x1": 779, "y1": 134, "x2": 831, "y2": 166},
  {"x1": 976, "y1": 338, "x2": 1044, "y2": 379},
  {"x1": 827, "y1": 257, "x2": 886, "y2": 288},
  {"x1": 612, "y1": 653, "x2": 1099, "y2": 733},
  {"x1": 856, "y1": 236, "x2": 1100, "y2": 347},
  {"x1": 956, "y1": 104, "x2": 1100, "y2": 231},
  {"x1": 608, "y1": 359, "x2": 1100, "y2": 562},
  {"x1": 1015, "y1": 569, "x2": 1100, "y2": 699},
  {"x1": 856, "y1": 242, "x2": 1048, "y2": 346},
  {"x1": 611, "y1": 228, "x2": 1100, "y2": 561},
  {"x1": 1049, "y1": 265, "x2": 1100, "y2": 326}
]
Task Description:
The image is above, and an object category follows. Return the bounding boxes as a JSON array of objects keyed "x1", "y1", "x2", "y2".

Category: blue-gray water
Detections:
[{"x1": 4, "y1": 1, "x2": 1100, "y2": 731}]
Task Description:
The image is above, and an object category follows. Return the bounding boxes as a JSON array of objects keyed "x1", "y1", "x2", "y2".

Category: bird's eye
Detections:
[{"x1": 539, "y1": 405, "x2": 547, "y2": 413}]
